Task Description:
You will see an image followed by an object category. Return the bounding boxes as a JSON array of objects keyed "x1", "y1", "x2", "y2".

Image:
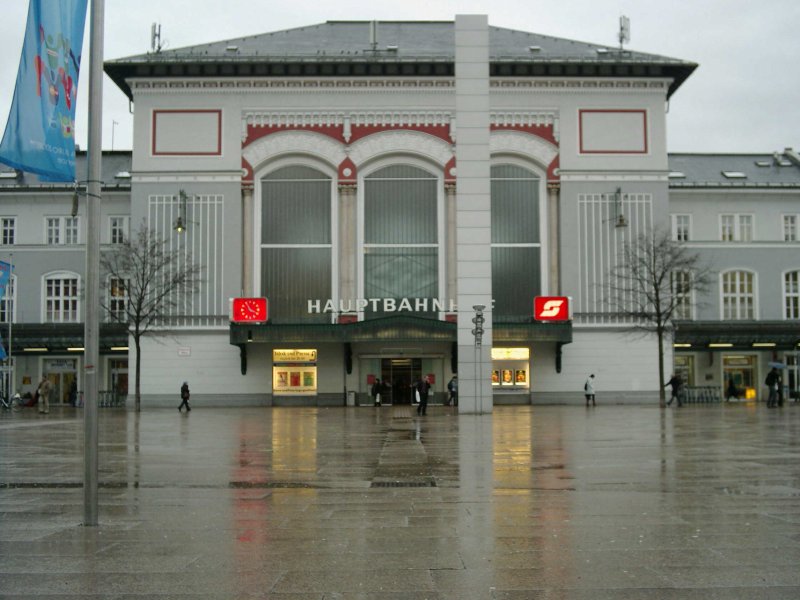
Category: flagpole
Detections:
[
  {"x1": 84, "y1": 0, "x2": 104, "y2": 527},
  {"x1": 7, "y1": 252, "x2": 12, "y2": 402}
]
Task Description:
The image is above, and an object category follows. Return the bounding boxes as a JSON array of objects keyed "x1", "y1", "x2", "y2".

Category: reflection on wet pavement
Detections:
[{"x1": 1, "y1": 404, "x2": 799, "y2": 598}]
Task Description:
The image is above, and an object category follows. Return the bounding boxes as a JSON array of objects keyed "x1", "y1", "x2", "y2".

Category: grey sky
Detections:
[{"x1": 1, "y1": 0, "x2": 797, "y2": 153}]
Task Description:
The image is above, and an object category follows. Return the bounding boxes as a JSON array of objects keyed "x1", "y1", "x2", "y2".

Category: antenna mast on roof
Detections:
[
  {"x1": 151, "y1": 23, "x2": 162, "y2": 53},
  {"x1": 369, "y1": 21, "x2": 378, "y2": 53},
  {"x1": 618, "y1": 15, "x2": 630, "y2": 51}
]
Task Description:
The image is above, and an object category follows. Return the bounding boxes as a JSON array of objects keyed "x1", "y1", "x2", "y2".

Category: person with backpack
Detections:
[
  {"x1": 665, "y1": 373, "x2": 683, "y2": 407},
  {"x1": 371, "y1": 378, "x2": 383, "y2": 407},
  {"x1": 584, "y1": 374, "x2": 596, "y2": 406},
  {"x1": 446, "y1": 375, "x2": 458, "y2": 406},
  {"x1": 178, "y1": 381, "x2": 191, "y2": 412}
]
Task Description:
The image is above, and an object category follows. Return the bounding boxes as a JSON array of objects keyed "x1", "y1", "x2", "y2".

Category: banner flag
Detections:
[
  {"x1": 0, "y1": 334, "x2": 6, "y2": 361},
  {"x1": 0, "y1": 0, "x2": 89, "y2": 182},
  {"x1": 0, "y1": 261, "x2": 12, "y2": 300}
]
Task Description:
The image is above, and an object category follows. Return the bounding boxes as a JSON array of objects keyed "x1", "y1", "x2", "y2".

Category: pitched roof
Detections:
[
  {"x1": 105, "y1": 20, "x2": 696, "y2": 100},
  {"x1": 668, "y1": 150, "x2": 800, "y2": 188}
]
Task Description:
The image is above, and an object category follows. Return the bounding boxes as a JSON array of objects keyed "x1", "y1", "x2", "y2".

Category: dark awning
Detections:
[
  {"x1": 229, "y1": 315, "x2": 572, "y2": 345},
  {"x1": 0, "y1": 323, "x2": 129, "y2": 354},
  {"x1": 673, "y1": 320, "x2": 800, "y2": 351}
]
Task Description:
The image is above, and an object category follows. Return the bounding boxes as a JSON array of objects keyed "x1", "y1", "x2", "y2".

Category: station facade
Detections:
[{"x1": 9, "y1": 18, "x2": 796, "y2": 409}]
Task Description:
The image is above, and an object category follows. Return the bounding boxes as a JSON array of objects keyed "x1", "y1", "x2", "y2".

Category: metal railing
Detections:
[{"x1": 681, "y1": 386, "x2": 722, "y2": 404}]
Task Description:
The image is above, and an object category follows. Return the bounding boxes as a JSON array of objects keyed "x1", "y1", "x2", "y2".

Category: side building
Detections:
[
  {"x1": 0, "y1": 151, "x2": 131, "y2": 404},
  {"x1": 669, "y1": 149, "x2": 800, "y2": 402}
]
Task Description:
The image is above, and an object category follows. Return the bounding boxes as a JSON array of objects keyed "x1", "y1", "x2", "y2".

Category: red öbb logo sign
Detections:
[{"x1": 533, "y1": 296, "x2": 571, "y2": 321}]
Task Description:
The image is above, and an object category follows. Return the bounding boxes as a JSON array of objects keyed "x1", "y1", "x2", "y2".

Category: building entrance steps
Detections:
[{"x1": 1, "y1": 404, "x2": 800, "y2": 597}]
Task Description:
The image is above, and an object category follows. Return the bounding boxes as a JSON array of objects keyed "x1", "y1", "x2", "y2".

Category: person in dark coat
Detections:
[
  {"x1": 178, "y1": 381, "x2": 191, "y2": 412},
  {"x1": 726, "y1": 377, "x2": 739, "y2": 401},
  {"x1": 371, "y1": 378, "x2": 383, "y2": 407},
  {"x1": 415, "y1": 376, "x2": 431, "y2": 416},
  {"x1": 665, "y1": 373, "x2": 683, "y2": 407},
  {"x1": 765, "y1": 368, "x2": 779, "y2": 408}
]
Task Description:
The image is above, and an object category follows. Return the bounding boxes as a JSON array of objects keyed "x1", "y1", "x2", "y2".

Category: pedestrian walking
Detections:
[
  {"x1": 447, "y1": 375, "x2": 458, "y2": 406},
  {"x1": 178, "y1": 381, "x2": 191, "y2": 412},
  {"x1": 416, "y1": 376, "x2": 431, "y2": 415},
  {"x1": 37, "y1": 376, "x2": 52, "y2": 414},
  {"x1": 371, "y1": 378, "x2": 383, "y2": 407},
  {"x1": 726, "y1": 377, "x2": 739, "y2": 401},
  {"x1": 765, "y1": 368, "x2": 779, "y2": 408},
  {"x1": 665, "y1": 373, "x2": 683, "y2": 407},
  {"x1": 584, "y1": 374, "x2": 596, "y2": 406}
]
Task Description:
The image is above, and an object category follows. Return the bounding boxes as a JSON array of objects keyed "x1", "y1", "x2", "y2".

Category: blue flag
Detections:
[
  {"x1": 0, "y1": 333, "x2": 6, "y2": 361},
  {"x1": 0, "y1": 0, "x2": 88, "y2": 182},
  {"x1": 0, "y1": 261, "x2": 11, "y2": 300}
]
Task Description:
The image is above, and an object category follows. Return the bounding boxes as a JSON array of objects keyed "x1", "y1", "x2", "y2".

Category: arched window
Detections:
[
  {"x1": 362, "y1": 164, "x2": 439, "y2": 319},
  {"x1": 44, "y1": 272, "x2": 80, "y2": 322},
  {"x1": 721, "y1": 270, "x2": 755, "y2": 320},
  {"x1": 260, "y1": 165, "x2": 332, "y2": 323},
  {"x1": 491, "y1": 164, "x2": 541, "y2": 320},
  {"x1": 784, "y1": 270, "x2": 800, "y2": 319}
]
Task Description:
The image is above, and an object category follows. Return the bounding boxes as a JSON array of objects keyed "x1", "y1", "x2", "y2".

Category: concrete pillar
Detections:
[{"x1": 455, "y1": 14, "x2": 492, "y2": 415}]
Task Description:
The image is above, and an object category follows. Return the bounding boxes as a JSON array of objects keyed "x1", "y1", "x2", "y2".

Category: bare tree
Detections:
[
  {"x1": 606, "y1": 227, "x2": 713, "y2": 406},
  {"x1": 100, "y1": 222, "x2": 201, "y2": 411}
]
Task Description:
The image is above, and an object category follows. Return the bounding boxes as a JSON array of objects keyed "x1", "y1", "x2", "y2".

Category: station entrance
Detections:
[{"x1": 379, "y1": 357, "x2": 422, "y2": 405}]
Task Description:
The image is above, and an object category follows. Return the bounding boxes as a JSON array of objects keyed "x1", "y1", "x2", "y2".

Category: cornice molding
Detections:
[{"x1": 129, "y1": 77, "x2": 669, "y2": 95}]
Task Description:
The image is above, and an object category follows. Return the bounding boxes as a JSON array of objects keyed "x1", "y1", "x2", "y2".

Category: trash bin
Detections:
[{"x1": 347, "y1": 391, "x2": 355, "y2": 406}]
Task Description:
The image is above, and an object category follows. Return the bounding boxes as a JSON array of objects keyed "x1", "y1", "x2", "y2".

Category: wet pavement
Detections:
[{"x1": 1, "y1": 402, "x2": 799, "y2": 599}]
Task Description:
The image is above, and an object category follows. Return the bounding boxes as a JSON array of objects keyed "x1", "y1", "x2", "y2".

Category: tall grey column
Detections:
[
  {"x1": 455, "y1": 15, "x2": 492, "y2": 415},
  {"x1": 242, "y1": 187, "x2": 253, "y2": 296}
]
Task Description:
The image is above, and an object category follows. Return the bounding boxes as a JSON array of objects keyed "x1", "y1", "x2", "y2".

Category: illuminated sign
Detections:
[
  {"x1": 273, "y1": 349, "x2": 317, "y2": 363},
  {"x1": 231, "y1": 297, "x2": 268, "y2": 322},
  {"x1": 533, "y1": 296, "x2": 571, "y2": 321},
  {"x1": 491, "y1": 347, "x2": 530, "y2": 360}
]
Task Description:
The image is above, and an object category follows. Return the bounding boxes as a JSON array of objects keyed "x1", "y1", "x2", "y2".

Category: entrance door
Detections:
[
  {"x1": 722, "y1": 355, "x2": 756, "y2": 400},
  {"x1": 381, "y1": 358, "x2": 421, "y2": 405}
]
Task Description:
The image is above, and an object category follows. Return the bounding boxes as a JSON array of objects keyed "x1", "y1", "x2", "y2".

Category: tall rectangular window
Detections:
[
  {"x1": 110, "y1": 216, "x2": 129, "y2": 244},
  {"x1": 363, "y1": 164, "x2": 438, "y2": 319},
  {"x1": 45, "y1": 275, "x2": 79, "y2": 322},
  {"x1": 1, "y1": 218, "x2": 15, "y2": 245},
  {"x1": 784, "y1": 215, "x2": 798, "y2": 242},
  {"x1": 261, "y1": 165, "x2": 331, "y2": 323},
  {"x1": 491, "y1": 165, "x2": 541, "y2": 321},
  {"x1": 109, "y1": 277, "x2": 128, "y2": 320},
  {"x1": 672, "y1": 270, "x2": 693, "y2": 320},
  {"x1": 720, "y1": 214, "x2": 753, "y2": 241},
  {"x1": 722, "y1": 270, "x2": 754, "y2": 320},
  {"x1": 671, "y1": 214, "x2": 690, "y2": 242},
  {"x1": 785, "y1": 271, "x2": 800, "y2": 319},
  {"x1": 46, "y1": 216, "x2": 80, "y2": 245},
  {"x1": 0, "y1": 276, "x2": 15, "y2": 323}
]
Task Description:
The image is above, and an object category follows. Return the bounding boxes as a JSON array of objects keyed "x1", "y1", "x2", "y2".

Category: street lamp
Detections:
[{"x1": 472, "y1": 304, "x2": 486, "y2": 413}]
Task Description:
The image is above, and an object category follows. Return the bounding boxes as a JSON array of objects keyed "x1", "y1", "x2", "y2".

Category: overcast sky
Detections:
[{"x1": 1, "y1": 0, "x2": 798, "y2": 154}]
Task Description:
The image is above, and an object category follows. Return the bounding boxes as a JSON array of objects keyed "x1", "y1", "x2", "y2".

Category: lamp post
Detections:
[{"x1": 472, "y1": 304, "x2": 485, "y2": 412}]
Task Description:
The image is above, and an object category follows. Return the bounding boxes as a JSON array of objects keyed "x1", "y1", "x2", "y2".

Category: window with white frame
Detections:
[
  {"x1": 44, "y1": 273, "x2": 80, "y2": 322},
  {"x1": 1, "y1": 217, "x2": 15, "y2": 245},
  {"x1": 783, "y1": 215, "x2": 798, "y2": 242},
  {"x1": 720, "y1": 214, "x2": 753, "y2": 241},
  {"x1": 0, "y1": 275, "x2": 16, "y2": 323},
  {"x1": 785, "y1": 271, "x2": 800, "y2": 319},
  {"x1": 110, "y1": 216, "x2": 129, "y2": 244},
  {"x1": 721, "y1": 270, "x2": 755, "y2": 320},
  {"x1": 46, "y1": 216, "x2": 80, "y2": 245},
  {"x1": 108, "y1": 277, "x2": 129, "y2": 320},
  {"x1": 671, "y1": 270, "x2": 693, "y2": 320},
  {"x1": 671, "y1": 214, "x2": 691, "y2": 242}
]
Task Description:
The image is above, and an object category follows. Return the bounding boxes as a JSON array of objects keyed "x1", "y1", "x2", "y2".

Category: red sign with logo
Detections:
[
  {"x1": 533, "y1": 296, "x2": 571, "y2": 321},
  {"x1": 231, "y1": 297, "x2": 268, "y2": 322}
]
